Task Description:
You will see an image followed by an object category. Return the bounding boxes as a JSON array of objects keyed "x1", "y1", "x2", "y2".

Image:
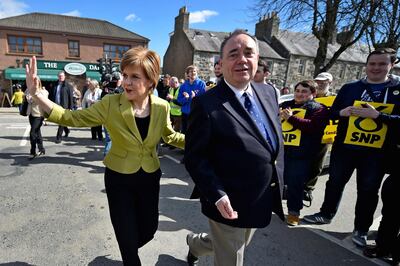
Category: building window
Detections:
[
  {"x1": 339, "y1": 64, "x2": 346, "y2": 78},
  {"x1": 297, "y1": 59, "x2": 306, "y2": 75},
  {"x1": 8, "y1": 35, "x2": 42, "y2": 54},
  {"x1": 266, "y1": 60, "x2": 273, "y2": 73},
  {"x1": 68, "y1": 40, "x2": 80, "y2": 57},
  {"x1": 103, "y1": 44, "x2": 130, "y2": 60}
]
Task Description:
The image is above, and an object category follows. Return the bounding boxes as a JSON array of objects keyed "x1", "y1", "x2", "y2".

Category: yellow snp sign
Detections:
[
  {"x1": 315, "y1": 96, "x2": 337, "y2": 144},
  {"x1": 344, "y1": 101, "x2": 394, "y2": 148},
  {"x1": 282, "y1": 108, "x2": 306, "y2": 146}
]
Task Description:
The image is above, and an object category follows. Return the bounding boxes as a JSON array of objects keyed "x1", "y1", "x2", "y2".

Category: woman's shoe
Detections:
[{"x1": 37, "y1": 150, "x2": 45, "y2": 156}]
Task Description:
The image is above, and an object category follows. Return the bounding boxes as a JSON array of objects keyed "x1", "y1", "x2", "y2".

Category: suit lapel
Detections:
[
  {"x1": 252, "y1": 84, "x2": 282, "y2": 152},
  {"x1": 218, "y1": 81, "x2": 270, "y2": 150},
  {"x1": 145, "y1": 94, "x2": 161, "y2": 143},
  {"x1": 119, "y1": 93, "x2": 142, "y2": 142}
]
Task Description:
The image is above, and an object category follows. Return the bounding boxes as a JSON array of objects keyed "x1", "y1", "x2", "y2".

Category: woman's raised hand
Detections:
[{"x1": 25, "y1": 56, "x2": 40, "y2": 96}]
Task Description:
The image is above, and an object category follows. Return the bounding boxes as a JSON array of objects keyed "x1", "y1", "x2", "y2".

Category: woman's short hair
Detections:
[
  {"x1": 120, "y1": 46, "x2": 161, "y2": 90},
  {"x1": 295, "y1": 80, "x2": 318, "y2": 94}
]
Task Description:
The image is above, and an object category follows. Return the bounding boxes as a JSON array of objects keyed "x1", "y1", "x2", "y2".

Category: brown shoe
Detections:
[{"x1": 287, "y1": 214, "x2": 300, "y2": 226}]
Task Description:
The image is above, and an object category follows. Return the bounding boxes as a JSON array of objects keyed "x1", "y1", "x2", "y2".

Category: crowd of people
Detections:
[{"x1": 21, "y1": 29, "x2": 399, "y2": 266}]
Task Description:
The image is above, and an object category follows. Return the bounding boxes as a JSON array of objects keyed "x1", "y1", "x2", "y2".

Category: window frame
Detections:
[
  {"x1": 68, "y1": 40, "x2": 80, "y2": 58},
  {"x1": 7, "y1": 35, "x2": 42, "y2": 55},
  {"x1": 103, "y1": 43, "x2": 131, "y2": 61},
  {"x1": 297, "y1": 59, "x2": 306, "y2": 75}
]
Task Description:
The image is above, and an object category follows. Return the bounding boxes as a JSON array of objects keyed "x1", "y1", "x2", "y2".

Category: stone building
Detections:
[
  {"x1": 164, "y1": 7, "x2": 400, "y2": 92},
  {"x1": 163, "y1": 7, "x2": 286, "y2": 85},
  {"x1": 0, "y1": 12, "x2": 148, "y2": 105}
]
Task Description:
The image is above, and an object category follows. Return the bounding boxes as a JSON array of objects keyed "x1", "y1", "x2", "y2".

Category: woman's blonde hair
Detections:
[
  {"x1": 120, "y1": 46, "x2": 160, "y2": 91},
  {"x1": 89, "y1": 79, "x2": 99, "y2": 89}
]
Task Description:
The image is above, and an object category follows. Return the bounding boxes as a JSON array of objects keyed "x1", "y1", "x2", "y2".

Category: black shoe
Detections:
[
  {"x1": 64, "y1": 128, "x2": 70, "y2": 137},
  {"x1": 55, "y1": 139, "x2": 61, "y2": 144},
  {"x1": 28, "y1": 154, "x2": 36, "y2": 160},
  {"x1": 187, "y1": 251, "x2": 199, "y2": 266},
  {"x1": 363, "y1": 245, "x2": 390, "y2": 259},
  {"x1": 37, "y1": 150, "x2": 45, "y2": 156}
]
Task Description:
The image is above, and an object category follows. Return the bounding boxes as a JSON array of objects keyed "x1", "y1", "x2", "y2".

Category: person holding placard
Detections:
[
  {"x1": 304, "y1": 48, "x2": 400, "y2": 248},
  {"x1": 280, "y1": 80, "x2": 329, "y2": 226}
]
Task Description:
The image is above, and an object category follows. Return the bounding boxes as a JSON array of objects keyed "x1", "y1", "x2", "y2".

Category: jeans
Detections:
[
  {"x1": 29, "y1": 115, "x2": 44, "y2": 155},
  {"x1": 284, "y1": 156, "x2": 313, "y2": 215},
  {"x1": 104, "y1": 127, "x2": 111, "y2": 156},
  {"x1": 320, "y1": 144, "x2": 385, "y2": 232}
]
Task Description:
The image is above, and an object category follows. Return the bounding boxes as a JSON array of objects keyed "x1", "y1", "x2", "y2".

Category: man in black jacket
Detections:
[
  {"x1": 184, "y1": 29, "x2": 284, "y2": 266},
  {"x1": 49, "y1": 71, "x2": 73, "y2": 143}
]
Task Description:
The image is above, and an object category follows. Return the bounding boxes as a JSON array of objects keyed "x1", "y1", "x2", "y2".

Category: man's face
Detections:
[
  {"x1": 214, "y1": 63, "x2": 222, "y2": 78},
  {"x1": 58, "y1": 73, "x2": 65, "y2": 82},
  {"x1": 170, "y1": 79, "x2": 179, "y2": 88},
  {"x1": 315, "y1": 79, "x2": 330, "y2": 92},
  {"x1": 220, "y1": 34, "x2": 258, "y2": 89},
  {"x1": 253, "y1": 66, "x2": 265, "y2": 83},
  {"x1": 163, "y1": 77, "x2": 170, "y2": 86},
  {"x1": 366, "y1": 54, "x2": 394, "y2": 83},
  {"x1": 186, "y1": 68, "x2": 197, "y2": 81}
]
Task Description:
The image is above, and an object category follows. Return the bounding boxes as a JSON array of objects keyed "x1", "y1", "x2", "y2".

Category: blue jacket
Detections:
[
  {"x1": 177, "y1": 78, "x2": 206, "y2": 114},
  {"x1": 331, "y1": 74, "x2": 400, "y2": 150}
]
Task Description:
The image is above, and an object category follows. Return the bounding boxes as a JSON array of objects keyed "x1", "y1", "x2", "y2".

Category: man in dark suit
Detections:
[
  {"x1": 49, "y1": 71, "x2": 73, "y2": 143},
  {"x1": 184, "y1": 29, "x2": 284, "y2": 266}
]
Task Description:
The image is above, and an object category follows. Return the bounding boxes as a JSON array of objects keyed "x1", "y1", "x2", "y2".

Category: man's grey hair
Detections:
[{"x1": 219, "y1": 29, "x2": 259, "y2": 58}]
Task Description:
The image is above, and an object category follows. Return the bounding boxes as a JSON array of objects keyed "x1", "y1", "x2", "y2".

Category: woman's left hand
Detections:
[
  {"x1": 281, "y1": 107, "x2": 293, "y2": 120},
  {"x1": 25, "y1": 56, "x2": 41, "y2": 96}
]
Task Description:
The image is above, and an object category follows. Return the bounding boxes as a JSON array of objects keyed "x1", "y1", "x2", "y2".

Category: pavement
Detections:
[{"x1": 0, "y1": 107, "x2": 19, "y2": 113}]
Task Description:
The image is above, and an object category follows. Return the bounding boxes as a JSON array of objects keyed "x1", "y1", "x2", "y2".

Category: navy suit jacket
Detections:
[{"x1": 185, "y1": 79, "x2": 284, "y2": 228}]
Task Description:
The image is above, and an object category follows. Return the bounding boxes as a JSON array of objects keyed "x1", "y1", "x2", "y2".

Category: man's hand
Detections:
[
  {"x1": 183, "y1": 92, "x2": 189, "y2": 99},
  {"x1": 339, "y1": 106, "x2": 353, "y2": 117},
  {"x1": 215, "y1": 195, "x2": 238, "y2": 220},
  {"x1": 351, "y1": 103, "x2": 379, "y2": 119}
]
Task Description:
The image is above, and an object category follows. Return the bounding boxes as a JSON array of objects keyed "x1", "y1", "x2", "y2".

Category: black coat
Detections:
[
  {"x1": 49, "y1": 81, "x2": 74, "y2": 109},
  {"x1": 185, "y1": 80, "x2": 284, "y2": 228}
]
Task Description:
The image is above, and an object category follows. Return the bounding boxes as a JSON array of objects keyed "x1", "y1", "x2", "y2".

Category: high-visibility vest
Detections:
[{"x1": 169, "y1": 87, "x2": 182, "y2": 116}]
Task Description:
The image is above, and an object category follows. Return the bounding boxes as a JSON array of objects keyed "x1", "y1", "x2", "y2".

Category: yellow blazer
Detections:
[{"x1": 47, "y1": 93, "x2": 185, "y2": 174}]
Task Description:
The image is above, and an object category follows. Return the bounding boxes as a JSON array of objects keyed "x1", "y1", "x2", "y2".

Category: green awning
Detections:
[
  {"x1": 85, "y1": 71, "x2": 101, "y2": 81},
  {"x1": 4, "y1": 68, "x2": 59, "y2": 81},
  {"x1": 4, "y1": 68, "x2": 26, "y2": 80}
]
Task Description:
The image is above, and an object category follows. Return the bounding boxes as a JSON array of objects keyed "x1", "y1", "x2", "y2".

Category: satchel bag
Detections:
[{"x1": 19, "y1": 96, "x2": 28, "y2": 116}]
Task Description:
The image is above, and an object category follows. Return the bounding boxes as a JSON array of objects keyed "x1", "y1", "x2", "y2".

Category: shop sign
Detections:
[{"x1": 64, "y1": 63, "x2": 87, "y2": 75}]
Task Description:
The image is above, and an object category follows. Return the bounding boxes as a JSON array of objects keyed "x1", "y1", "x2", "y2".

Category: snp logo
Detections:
[{"x1": 345, "y1": 102, "x2": 394, "y2": 148}]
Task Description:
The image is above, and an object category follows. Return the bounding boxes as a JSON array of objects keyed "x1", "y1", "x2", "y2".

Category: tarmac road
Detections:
[{"x1": 0, "y1": 108, "x2": 389, "y2": 265}]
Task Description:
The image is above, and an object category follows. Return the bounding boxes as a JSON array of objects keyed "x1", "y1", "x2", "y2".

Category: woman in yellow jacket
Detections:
[{"x1": 25, "y1": 47, "x2": 184, "y2": 265}]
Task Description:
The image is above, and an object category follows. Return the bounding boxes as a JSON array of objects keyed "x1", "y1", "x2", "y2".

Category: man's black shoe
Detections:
[
  {"x1": 187, "y1": 251, "x2": 199, "y2": 266},
  {"x1": 55, "y1": 139, "x2": 61, "y2": 144}
]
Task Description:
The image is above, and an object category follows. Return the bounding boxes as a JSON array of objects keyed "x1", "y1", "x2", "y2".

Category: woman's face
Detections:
[
  {"x1": 294, "y1": 84, "x2": 314, "y2": 104},
  {"x1": 122, "y1": 65, "x2": 152, "y2": 103}
]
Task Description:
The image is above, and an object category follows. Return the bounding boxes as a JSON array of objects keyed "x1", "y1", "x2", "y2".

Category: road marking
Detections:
[
  {"x1": 163, "y1": 154, "x2": 181, "y2": 164},
  {"x1": 19, "y1": 126, "x2": 30, "y2": 146}
]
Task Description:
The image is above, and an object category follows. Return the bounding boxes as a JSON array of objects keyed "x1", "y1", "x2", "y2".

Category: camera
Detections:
[{"x1": 98, "y1": 58, "x2": 123, "y2": 94}]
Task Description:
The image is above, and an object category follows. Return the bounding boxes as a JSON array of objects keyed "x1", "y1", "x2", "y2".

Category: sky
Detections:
[{"x1": 0, "y1": 0, "x2": 262, "y2": 64}]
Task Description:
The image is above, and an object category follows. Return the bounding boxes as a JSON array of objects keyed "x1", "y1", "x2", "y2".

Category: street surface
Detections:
[{"x1": 0, "y1": 108, "x2": 389, "y2": 266}]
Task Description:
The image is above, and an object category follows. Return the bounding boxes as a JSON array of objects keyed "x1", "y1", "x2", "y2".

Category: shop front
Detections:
[{"x1": 3, "y1": 59, "x2": 101, "y2": 94}]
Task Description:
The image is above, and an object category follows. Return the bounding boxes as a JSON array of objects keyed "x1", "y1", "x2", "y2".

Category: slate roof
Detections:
[
  {"x1": 0, "y1": 12, "x2": 149, "y2": 41},
  {"x1": 185, "y1": 29, "x2": 285, "y2": 60},
  {"x1": 276, "y1": 30, "x2": 369, "y2": 63}
]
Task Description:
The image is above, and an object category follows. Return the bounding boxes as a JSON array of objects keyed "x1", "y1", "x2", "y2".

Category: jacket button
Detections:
[
  {"x1": 274, "y1": 160, "x2": 277, "y2": 165},
  {"x1": 270, "y1": 182, "x2": 276, "y2": 187}
]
